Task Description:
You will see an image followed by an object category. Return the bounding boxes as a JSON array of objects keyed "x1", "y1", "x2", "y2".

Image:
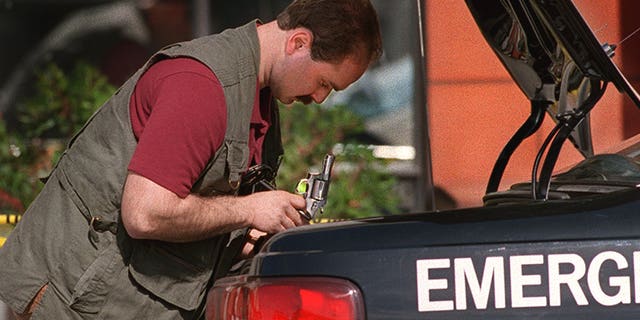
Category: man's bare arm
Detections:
[{"x1": 121, "y1": 172, "x2": 306, "y2": 242}]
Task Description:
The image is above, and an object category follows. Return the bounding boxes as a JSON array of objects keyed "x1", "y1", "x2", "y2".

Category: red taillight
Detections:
[{"x1": 206, "y1": 276, "x2": 365, "y2": 320}]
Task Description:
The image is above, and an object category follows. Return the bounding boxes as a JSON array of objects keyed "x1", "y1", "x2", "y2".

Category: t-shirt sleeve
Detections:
[{"x1": 127, "y1": 58, "x2": 227, "y2": 198}]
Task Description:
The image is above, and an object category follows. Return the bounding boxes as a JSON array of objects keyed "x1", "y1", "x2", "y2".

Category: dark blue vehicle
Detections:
[{"x1": 206, "y1": 1, "x2": 640, "y2": 319}]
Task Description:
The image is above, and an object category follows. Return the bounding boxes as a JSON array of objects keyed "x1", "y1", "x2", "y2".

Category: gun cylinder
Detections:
[{"x1": 311, "y1": 180, "x2": 327, "y2": 199}]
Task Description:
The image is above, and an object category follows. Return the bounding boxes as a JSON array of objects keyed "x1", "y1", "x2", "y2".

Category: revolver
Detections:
[{"x1": 295, "y1": 154, "x2": 335, "y2": 220}]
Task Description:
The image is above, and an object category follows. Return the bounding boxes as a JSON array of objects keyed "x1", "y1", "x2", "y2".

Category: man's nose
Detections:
[{"x1": 312, "y1": 88, "x2": 331, "y2": 104}]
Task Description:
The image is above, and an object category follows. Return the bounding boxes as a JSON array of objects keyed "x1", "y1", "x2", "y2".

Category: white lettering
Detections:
[
  {"x1": 588, "y1": 251, "x2": 631, "y2": 306},
  {"x1": 548, "y1": 253, "x2": 588, "y2": 306},
  {"x1": 417, "y1": 259, "x2": 454, "y2": 312},
  {"x1": 454, "y1": 257, "x2": 506, "y2": 310},
  {"x1": 415, "y1": 249, "x2": 640, "y2": 313},
  {"x1": 510, "y1": 255, "x2": 547, "y2": 308}
]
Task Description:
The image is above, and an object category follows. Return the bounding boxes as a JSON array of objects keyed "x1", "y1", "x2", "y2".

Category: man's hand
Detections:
[
  {"x1": 239, "y1": 229, "x2": 269, "y2": 259},
  {"x1": 241, "y1": 190, "x2": 307, "y2": 233},
  {"x1": 121, "y1": 172, "x2": 307, "y2": 242}
]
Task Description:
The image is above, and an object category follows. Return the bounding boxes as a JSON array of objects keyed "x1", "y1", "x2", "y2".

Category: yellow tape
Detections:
[
  {"x1": 310, "y1": 218, "x2": 347, "y2": 224},
  {"x1": 0, "y1": 214, "x2": 21, "y2": 225}
]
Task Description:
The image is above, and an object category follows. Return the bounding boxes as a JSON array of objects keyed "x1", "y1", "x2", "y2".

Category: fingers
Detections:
[
  {"x1": 240, "y1": 229, "x2": 270, "y2": 259},
  {"x1": 245, "y1": 191, "x2": 308, "y2": 233},
  {"x1": 289, "y1": 193, "x2": 307, "y2": 211},
  {"x1": 284, "y1": 203, "x2": 302, "y2": 225},
  {"x1": 280, "y1": 215, "x2": 296, "y2": 230},
  {"x1": 285, "y1": 192, "x2": 307, "y2": 226},
  {"x1": 284, "y1": 192, "x2": 310, "y2": 227},
  {"x1": 248, "y1": 229, "x2": 268, "y2": 239},
  {"x1": 277, "y1": 205, "x2": 300, "y2": 230}
]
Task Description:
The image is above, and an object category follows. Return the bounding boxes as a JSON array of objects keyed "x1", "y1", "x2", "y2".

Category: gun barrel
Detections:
[{"x1": 321, "y1": 154, "x2": 335, "y2": 179}]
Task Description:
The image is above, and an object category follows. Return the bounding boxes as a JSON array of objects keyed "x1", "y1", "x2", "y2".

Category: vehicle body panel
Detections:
[{"x1": 251, "y1": 189, "x2": 640, "y2": 319}]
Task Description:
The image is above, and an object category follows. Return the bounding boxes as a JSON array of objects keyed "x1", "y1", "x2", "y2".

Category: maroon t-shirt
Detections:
[{"x1": 127, "y1": 57, "x2": 271, "y2": 198}]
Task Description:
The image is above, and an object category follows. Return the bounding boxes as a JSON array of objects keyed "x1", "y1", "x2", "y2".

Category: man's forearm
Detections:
[
  {"x1": 121, "y1": 172, "x2": 306, "y2": 242},
  {"x1": 121, "y1": 172, "x2": 251, "y2": 242}
]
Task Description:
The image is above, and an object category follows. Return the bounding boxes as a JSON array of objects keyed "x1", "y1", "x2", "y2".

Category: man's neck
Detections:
[{"x1": 256, "y1": 21, "x2": 285, "y2": 89}]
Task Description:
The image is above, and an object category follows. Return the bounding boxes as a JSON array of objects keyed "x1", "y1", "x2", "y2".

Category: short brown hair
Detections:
[{"x1": 277, "y1": 0, "x2": 383, "y2": 64}]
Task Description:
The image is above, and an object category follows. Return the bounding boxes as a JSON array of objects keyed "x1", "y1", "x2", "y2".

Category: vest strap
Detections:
[{"x1": 87, "y1": 215, "x2": 118, "y2": 247}]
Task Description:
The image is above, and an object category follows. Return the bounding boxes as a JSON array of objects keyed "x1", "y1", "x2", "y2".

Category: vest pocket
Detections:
[
  {"x1": 69, "y1": 242, "x2": 124, "y2": 314},
  {"x1": 127, "y1": 238, "x2": 221, "y2": 311}
]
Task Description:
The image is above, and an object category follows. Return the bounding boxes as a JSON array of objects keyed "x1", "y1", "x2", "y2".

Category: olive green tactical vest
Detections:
[{"x1": 53, "y1": 20, "x2": 281, "y2": 312}]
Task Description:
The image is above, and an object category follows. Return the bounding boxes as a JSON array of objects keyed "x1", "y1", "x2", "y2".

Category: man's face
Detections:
[{"x1": 271, "y1": 48, "x2": 369, "y2": 105}]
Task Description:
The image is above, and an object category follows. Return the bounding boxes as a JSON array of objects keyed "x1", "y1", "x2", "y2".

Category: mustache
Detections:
[{"x1": 296, "y1": 95, "x2": 314, "y2": 105}]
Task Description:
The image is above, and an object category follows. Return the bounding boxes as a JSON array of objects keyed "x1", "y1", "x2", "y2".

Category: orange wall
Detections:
[
  {"x1": 621, "y1": 0, "x2": 640, "y2": 137},
  {"x1": 425, "y1": 0, "x2": 631, "y2": 208}
]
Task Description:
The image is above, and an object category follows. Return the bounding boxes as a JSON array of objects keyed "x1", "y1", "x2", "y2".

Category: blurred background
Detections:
[
  {"x1": 0, "y1": 0, "x2": 438, "y2": 218},
  {"x1": 2, "y1": 0, "x2": 640, "y2": 317}
]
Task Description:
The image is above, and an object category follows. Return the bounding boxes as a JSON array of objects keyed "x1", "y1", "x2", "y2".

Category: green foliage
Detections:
[
  {"x1": 17, "y1": 62, "x2": 115, "y2": 139},
  {"x1": 0, "y1": 61, "x2": 115, "y2": 211},
  {"x1": 277, "y1": 103, "x2": 401, "y2": 220},
  {"x1": 0, "y1": 121, "x2": 35, "y2": 212}
]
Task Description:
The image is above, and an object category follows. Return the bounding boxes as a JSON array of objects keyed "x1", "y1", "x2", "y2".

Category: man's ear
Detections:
[{"x1": 285, "y1": 28, "x2": 313, "y2": 55}]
